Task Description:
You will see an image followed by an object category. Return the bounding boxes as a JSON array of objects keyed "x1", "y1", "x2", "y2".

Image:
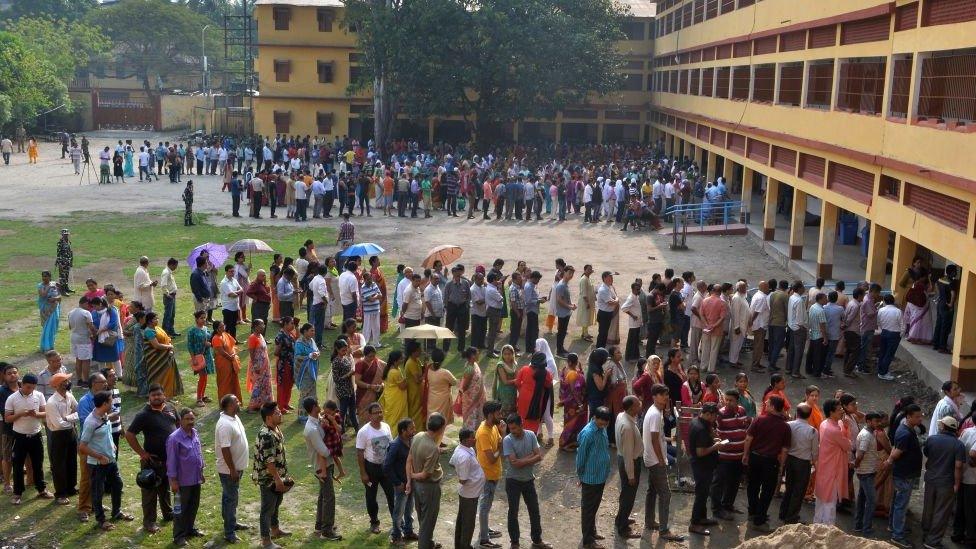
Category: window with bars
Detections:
[
  {"x1": 922, "y1": 0, "x2": 976, "y2": 27},
  {"x1": 317, "y1": 8, "x2": 334, "y2": 32},
  {"x1": 317, "y1": 61, "x2": 334, "y2": 84},
  {"x1": 733, "y1": 41, "x2": 751, "y2": 58},
  {"x1": 880, "y1": 175, "x2": 901, "y2": 200},
  {"x1": 705, "y1": 0, "x2": 718, "y2": 19},
  {"x1": 840, "y1": 15, "x2": 891, "y2": 45},
  {"x1": 806, "y1": 60, "x2": 834, "y2": 109},
  {"x1": 694, "y1": 0, "x2": 704, "y2": 23},
  {"x1": 731, "y1": 66, "x2": 750, "y2": 100},
  {"x1": 716, "y1": 66, "x2": 731, "y2": 98},
  {"x1": 889, "y1": 56, "x2": 913, "y2": 118},
  {"x1": 895, "y1": 2, "x2": 919, "y2": 31},
  {"x1": 690, "y1": 69, "x2": 700, "y2": 96},
  {"x1": 273, "y1": 7, "x2": 291, "y2": 31},
  {"x1": 808, "y1": 25, "x2": 836, "y2": 48},
  {"x1": 623, "y1": 73, "x2": 644, "y2": 91},
  {"x1": 720, "y1": 0, "x2": 735, "y2": 13},
  {"x1": 754, "y1": 36, "x2": 777, "y2": 55},
  {"x1": 669, "y1": 70, "x2": 679, "y2": 93},
  {"x1": 349, "y1": 65, "x2": 364, "y2": 84},
  {"x1": 837, "y1": 57, "x2": 886, "y2": 115},
  {"x1": 778, "y1": 63, "x2": 803, "y2": 106},
  {"x1": 682, "y1": 3, "x2": 692, "y2": 28},
  {"x1": 701, "y1": 67, "x2": 714, "y2": 97},
  {"x1": 273, "y1": 60, "x2": 291, "y2": 83},
  {"x1": 702, "y1": 47, "x2": 715, "y2": 61},
  {"x1": 752, "y1": 65, "x2": 775, "y2": 102},
  {"x1": 273, "y1": 111, "x2": 291, "y2": 134},
  {"x1": 780, "y1": 30, "x2": 806, "y2": 52},
  {"x1": 622, "y1": 21, "x2": 646, "y2": 40},
  {"x1": 918, "y1": 49, "x2": 976, "y2": 123},
  {"x1": 316, "y1": 112, "x2": 333, "y2": 135},
  {"x1": 739, "y1": 0, "x2": 755, "y2": 7}
]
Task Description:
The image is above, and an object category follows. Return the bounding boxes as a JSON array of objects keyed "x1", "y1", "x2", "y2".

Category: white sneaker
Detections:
[{"x1": 877, "y1": 373, "x2": 895, "y2": 381}]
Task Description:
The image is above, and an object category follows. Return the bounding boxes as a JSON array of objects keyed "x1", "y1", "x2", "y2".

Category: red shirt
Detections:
[{"x1": 746, "y1": 413, "x2": 791, "y2": 459}]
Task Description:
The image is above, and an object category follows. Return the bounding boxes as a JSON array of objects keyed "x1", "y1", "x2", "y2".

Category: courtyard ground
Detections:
[{"x1": 0, "y1": 135, "x2": 936, "y2": 548}]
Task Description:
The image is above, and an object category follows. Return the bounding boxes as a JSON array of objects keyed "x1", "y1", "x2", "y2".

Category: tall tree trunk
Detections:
[{"x1": 373, "y1": 70, "x2": 396, "y2": 160}]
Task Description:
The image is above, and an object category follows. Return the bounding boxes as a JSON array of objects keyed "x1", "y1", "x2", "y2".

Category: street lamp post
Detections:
[{"x1": 201, "y1": 24, "x2": 211, "y2": 95}]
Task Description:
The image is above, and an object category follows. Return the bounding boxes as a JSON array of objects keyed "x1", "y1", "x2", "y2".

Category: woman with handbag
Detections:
[
  {"x1": 186, "y1": 310, "x2": 214, "y2": 407},
  {"x1": 294, "y1": 323, "x2": 320, "y2": 423},
  {"x1": 91, "y1": 296, "x2": 121, "y2": 370}
]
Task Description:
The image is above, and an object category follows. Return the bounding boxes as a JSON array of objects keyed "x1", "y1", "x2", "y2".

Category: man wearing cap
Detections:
[
  {"x1": 920, "y1": 415, "x2": 966, "y2": 548},
  {"x1": 56, "y1": 229, "x2": 74, "y2": 295},
  {"x1": 3, "y1": 373, "x2": 55, "y2": 504},
  {"x1": 46, "y1": 372, "x2": 78, "y2": 504}
]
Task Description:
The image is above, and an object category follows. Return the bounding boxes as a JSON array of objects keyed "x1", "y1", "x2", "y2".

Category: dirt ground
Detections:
[{"x1": 0, "y1": 134, "x2": 939, "y2": 548}]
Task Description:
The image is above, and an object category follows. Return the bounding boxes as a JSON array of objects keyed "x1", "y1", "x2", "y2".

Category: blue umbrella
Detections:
[
  {"x1": 187, "y1": 242, "x2": 228, "y2": 269},
  {"x1": 338, "y1": 242, "x2": 385, "y2": 257}
]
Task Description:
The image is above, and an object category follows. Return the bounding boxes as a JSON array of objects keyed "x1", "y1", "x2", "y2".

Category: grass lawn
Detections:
[{"x1": 0, "y1": 212, "x2": 475, "y2": 548}]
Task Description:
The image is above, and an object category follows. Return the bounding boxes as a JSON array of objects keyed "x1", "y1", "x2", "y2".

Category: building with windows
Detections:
[
  {"x1": 252, "y1": 0, "x2": 656, "y2": 143},
  {"x1": 650, "y1": 0, "x2": 976, "y2": 386}
]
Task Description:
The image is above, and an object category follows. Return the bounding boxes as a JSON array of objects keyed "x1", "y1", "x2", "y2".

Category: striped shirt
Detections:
[
  {"x1": 716, "y1": 405, "x2": 749, "y2": 461},
  {"x1": 575, "y1": 420, "x2": 611, "y2": 485},
  {"x1": 361, "y1": 282, "x2": 381, "y2": 314},
  {"x1": 337, "y1": 221, "x2": 355, "y2": 241},
  {"x1": 508, "y1": 283, "x2": 524, "y2": 312},
  {"x1": 109, "y1": 387, "x2": 123, "y2": 434}
]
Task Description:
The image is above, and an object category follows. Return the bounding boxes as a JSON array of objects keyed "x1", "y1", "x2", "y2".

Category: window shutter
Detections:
[
  {"x1": 923, "y1": 0, "x2": 976, "y2": 27},
  {"x1": 840, "y1": 15, "x2": 891, "y2": 45},
  {"x1": 317, "y1": 9, "x2": 334, "y2": 32},
  {"x1": 273, "y1": 111, "x2": 291, "y2": 134},
  {"x1": 273, "y1": 7, "x2": 291, "y2": 31},
  {"x1": 827, "y1": 163, "x2": 875, "y2": 204},
  {"x1": 317, "y1": 112, "x2": 334, "y2": 135},
  {"x1": 318, "y1": 61, "x2": 334, "y2": 84},
  {"x1": 274, "y1": 60, "x2": 291, "y2": 83}
]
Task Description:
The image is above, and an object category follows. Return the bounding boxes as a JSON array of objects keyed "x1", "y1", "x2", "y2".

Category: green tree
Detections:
[
  {"x1": 86, "y1": 0, "x2": 221, "y2": 96},
  {"x1": 346, "y1": 0, "x2": 628, "y2": 149},
  {"x1": 0, "y1": 32, "x2": 69, "y2": 128},
  {"x1": 1, "y1": 17, "x2": 111, "y2": 82},
  {"x1": 5, "y1": 0, "x2": 98, "y2": 21}
]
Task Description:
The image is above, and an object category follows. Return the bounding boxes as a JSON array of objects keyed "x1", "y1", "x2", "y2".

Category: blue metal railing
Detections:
[{"x1": 664, "y1": 200, "x2": 742, "y2": 229}]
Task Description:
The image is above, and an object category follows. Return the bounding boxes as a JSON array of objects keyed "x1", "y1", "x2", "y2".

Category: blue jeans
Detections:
[
  {"x1": 478, "y1": 480, "x2": 498, "y2": 543},
  {"x1": 767, "y1": 325, "x2": 787, "y2": 369},
  {"x1": 390, "y1": 486, "x2": 415, "y2": 540},
  {"x1": 162, "y1": 294, "x2": 176, "y2": 334},
  {"x1": 878, "y1": 330, "x2": 900, "y2": 376},
  {"x1": 858, "y1": 331, "x2": 874, "y2": 371},
  {"x1": 889, "y1": 476, "x2": 914, "y2": 540},
  {"x1": 219, "y1": 473, "x2": 241, "y2": 538},
  {"x1": 854, "y1": 472, "x2": 876, "y2": 533},
  {"x1": 338, "y1": 395, "x2": 359, "y2": 433}
]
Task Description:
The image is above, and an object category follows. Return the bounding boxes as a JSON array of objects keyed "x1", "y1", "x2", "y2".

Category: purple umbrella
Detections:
[{"x1": 187, "y1": 242, "x2": 228, "y2": 269}]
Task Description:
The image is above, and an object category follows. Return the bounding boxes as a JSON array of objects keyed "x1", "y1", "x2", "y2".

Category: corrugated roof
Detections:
[
  {"x1": 620, "y1": 0, "x2": 657, "y2": 18},
  {"x1": 254, "y1": 0, "x2": 343, "y2": 7}
]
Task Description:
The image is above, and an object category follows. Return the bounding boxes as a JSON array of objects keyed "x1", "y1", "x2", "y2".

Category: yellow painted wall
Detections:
[{"x1": 255, "y1": 4, "x2": 359, "y2": 48}]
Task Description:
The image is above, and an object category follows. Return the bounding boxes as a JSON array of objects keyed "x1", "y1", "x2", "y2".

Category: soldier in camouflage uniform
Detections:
[
  {"x1": 182, "y1": 180, "x2": 195, "y2": 226},
  {"x1": 56, "y1": 229, "x2": 74, "y2": 294}
]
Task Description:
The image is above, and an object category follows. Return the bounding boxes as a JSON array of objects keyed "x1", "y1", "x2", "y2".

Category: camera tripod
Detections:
[{"x1": 78, "y1": 157, "x2": 98, "y2": 185}]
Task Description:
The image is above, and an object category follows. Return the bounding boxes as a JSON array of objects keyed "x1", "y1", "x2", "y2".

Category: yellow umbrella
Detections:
[
  {"x1": 422, "y1": 244, "x2": 464, "y2": 268},
  {"x1": 398, "y1": 324, "x2": 456, "y2": 340}
]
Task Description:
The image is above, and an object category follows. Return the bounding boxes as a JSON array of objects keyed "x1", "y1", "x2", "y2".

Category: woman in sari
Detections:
[
  {"x1": 186, "y1": 310, "x2": 214, "y2": 407},
  {"x1": 604, "y1": 345, "x2": 629, "y2": 444},
  {"x1": 294, "y1": 323, "x2": 320, "y2": 422},
  {"x1": 123, "y1": 141, "x2": 135, "y2": 177},
  {"x1": 91, "y1": 297, "x2": 121, "y2": 369},
  {"x1": 354, "y1": 345, "x2": 385, "y2": 425},
  {"x1": 533, "y1": 338, "x2": 559, "y2": 445},
  {"x1": 516, "y1": 352, "x2": 554, "y2": 438},
  {"x1": 403, "y1": 341, "x2": 425, "y2": 427},
  {"x1": 493, "y1": 345, "x2": 519, "y2": 417},
  {"x1": 325, "y1": 257, "x2": 342, "y2": 330},
  {"x1": 380, "y1": 350, "x2": 409, "y2": 436},
  {"x1": 559, "y1": 352, "x2": 586, "y2": 450},
  {"x1": 83, "y1": 278, "x2": 105, "y2": 310},
  {"x1": 122, "y1": 310, "x2": 147, "y2": 394},
  {"x1": 368, "y1": 256, "x2": 390, "y2": 334},
  {"x1": 904, "y1": 277, "x2": 933, "y2": 344},
  {"x1": 142, "y1": 312, "x2": 184, "y2": 398},
  {"x1": 274, "y1": 316, "x2": 297, "y2": 413},
  {"x1": 37, "y1": 271, "x2": 61, "y2": 352},
  {"x1": 814, "y1": 399, "x2": 852, "y2": 525},
  {"x1": 341, "y1": 318, "x2": 366, "y2": 356},
  {"x1": 804, "y1": 385, "x2": 825, "y2": 501},
  {"x1": 424, "y1": 348, "x2": 457, "y2": 423},
  {"x1": 245, "y1": 270, "x2": 272, "y2": 325},
  {"x1": 211, "y1": 320, "x2": 242, "y2": 402},
  {"x1": 734, "y1": 372, "x2": 757, "y2": 418},
  {"x1": 458, "y1": 347, "x2": 487, "y2": 430},
  {"x1": 390, "y1": 265, "x2": 405, "y2": 319},
  {"x1": 246, "y1": 320, "x2": 273, "y2": 411},
  {"x1": 270, "y1": 254, "x2": 283, "y2": 323},
  {"x1": 233, "y1": 251, "x2": 251, "y2": 323}
]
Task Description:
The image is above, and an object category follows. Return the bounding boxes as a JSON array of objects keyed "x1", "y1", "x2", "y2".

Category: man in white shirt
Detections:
[
  {"x1": 160, "y1": 258, "x2": 179, "y2": 336},
  {"x1": 214, "y1": 395, "x2": 250, "y2": 543},
  {"x1": 4, "y1": 374, "x2": 55, "y2": 503},
  {"x1": 249, "y1": 174, "x2": 265, "y2": 218},
  {"x1": 294, "y1": 178, "x2": 308, "y2": 221},
  {"x1": 642, "y1": 384, "x2": 683, "y2": 541},
  {"x1": 302, "y1": 398, "x2": 341, "y2": 541},
  {"x1": 621, "y1": 282, "x2": 643, "y2": 362},
  {"x1": 595, "y1": 271, "x2": 619, "y2": 349},
  {"x1": 876, "y1": 294, "x2": 903, "y2": 381},
  {"x1": 449, "y1": 427, "x2": 485, "y2": 549},
  {"x1": 749, "y1": 281, "x2": 770, "y2": 372},
  {"x1": 311, "y1": 177, "x2": 326, "y2": 218},
  {"x1": 138, "y1": 147, "x2": 151, "y2": 181},
  {"x1": 67, "y1": 296, "x2": 95, "y2": 383},
  {"x1": 219, "y1": 264, "x2": 243, "y2": 339},
  {"x1": 688, "y1": 281, "x2": 707, "y2": 365},
  {"x1": 134, "y1": 256, "x2": 157, "y2": 312},
  {"x1": 337, "y1": 260, "x2": 360, "y2": 322},
  {"x1": 45, "y1": 372, "x2": 77, "y2": 504},
  {"x1": 396, "y1": 267, "x2": 414, "y2": 318},
  {"x1": 728, "y1": 282, "x2": 752, "y2": 366},
  {"x1": 400, "y1": 274, "x2": 424, "y2": 328},
  {"x1": 652, "y1": 179, "x2": 664, "y2": 213},
  {"x1": 786, "y1": 281, "x2": 808, "y2": 378},
  {"x1": 663, "y1": 179, "x2": 676, "y2": 219},
  {"x1": 309, "y1": 264, "x2": 330, "y2": 347}
]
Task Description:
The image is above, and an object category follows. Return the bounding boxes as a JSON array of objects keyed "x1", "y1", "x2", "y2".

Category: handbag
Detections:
[
  {"x1": 190, "y1": 354, "x2": 207, "y2": 374},
  {"x1": 452, "y1": 391, "x2": 464, "y2": 416}
]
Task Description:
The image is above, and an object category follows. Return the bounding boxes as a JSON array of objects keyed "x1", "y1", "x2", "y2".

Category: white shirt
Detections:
[
  {"x1": 730, "y1": 292, "x2": 751, "y2": 332},
  {"x1": 960, "y1": 428, "x2": 976, "y2": 485},
  {"x1": 355, "y1": 422, "x2": 393, "y2": 465},
  {"x1": 294, "y1": 179, "x2": 307, "y2": 200},
  {"x1": 583, "y1": 185, "x2": 593, "y2": 203},
  {"x1": 46, "y1": 391, "x2": 78, "y2": 431},
  {"x1": 449, "y1": 443, "x2": 486, "y2": 499},
  {"x1": 749, "y1": 291, "x2": 770, "y2": 331},
  {"x1": 642, "y1": 404, "x2": 668, "y2": 467},
  {"x1": 337, "y1": 271, "x2": 359, "y2": 306},
  {"x1": 67, "y1": 307, "x2": 93, "y2": 345},
  {"x1": 304, "y1": 417, "x2": 331, "y2": 468},
  {"x1": 138, "y1": 151, "x2": 150, "y2": 167},
  {"x1": 249, "y1": 176, "x2": 264, "y2": 192},
  {"x1": 311, "y1": 179, "x2": 326, "y2": 196},
  {"x1": 787, "y1": 293, "x2": 807, "y2": 330},
  {"x1": 596, "y1": 283, "x2": 617, "y2": 313},
  {"x1": 621, "y1": 293, "x2": 643, "y2": 329},
  {"x1": 134, "y1": 265, "x2": 155, "y2": 309},
  {"x1": 4, "y1": 389, "x2": 45, "y2": 435},
  {"x1": 652, "y1": 180, "x2": 663, "y2": 199},
  {"x1": 219, "y1": 276, "x2": 243, "y2": 311},
  {"x1": 311, "y1": 274, "x2": 329, "y2": 306},
  {"x1": 215, "y1": 412, "x2": 249, "y2": 474},
  {"x1": 878, "y1": 304, "x2": 903, "y2": 332},
  {"x1": 396, "y1": 277, "x2": 412, "y2": 312},
  {"x1": 294, "y1": 258, "x2": 309, "y2": 282},
  {"x1": 689, "y1": 291, "x2": 704, "y2": 328},
  {"x1": 160, "y1": 267, "x2": 178, "y2": 295},
  {"x1": 402, "y1": 284, "x2": 423, "y2": 320}
]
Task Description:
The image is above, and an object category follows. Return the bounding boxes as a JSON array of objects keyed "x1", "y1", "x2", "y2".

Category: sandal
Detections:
[
  {"x1": 98, "y1": 522, "x2": 116, "y2": 531},
  {"x1": 202, "y1": 396, "x2": 213, "y2": 403},
  {"x1": 195, "y1": 400, "x2": 206, "y2": 408}
]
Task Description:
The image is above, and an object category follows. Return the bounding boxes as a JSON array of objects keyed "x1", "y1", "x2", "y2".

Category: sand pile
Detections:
[{"x1": 736, "y1": 523, "x2": 895, "y2": 549}]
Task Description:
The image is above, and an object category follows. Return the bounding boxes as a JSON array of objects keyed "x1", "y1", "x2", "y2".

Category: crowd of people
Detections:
[{"x1": 8, "y1": 204, "x2": 968, "y2": 549}]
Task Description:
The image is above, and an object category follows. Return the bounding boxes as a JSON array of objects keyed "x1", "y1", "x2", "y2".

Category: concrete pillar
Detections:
[
  {"x1": 706, "y1": 151, "x2": 717, "y2": 182},
  {"x1": 665, "y1": 133, "x2": 673, "y2": 156},
  {"x1": 555, "y1": 122, "x2": 562, "y2": 144},
  {"x1": 865, "y1": 222, "x2": 891, "y2": 284},
  {"x1": 890, "y1": 234, "x2": 918, "y2": 301},
  {"x1": 951, "y1": 270, "x2": 976, "y2": 390},
  {"x1": 428, "y1": 119, "x2": 435, "y2": 145},
  {"x1": 596, "y1": 123, "x2": 604, "y2": 145},
  {"x1": 723, "y1": 156, "x2": 734, "y2": 183},
  {"x1": 694, "y1": 145, "x2": 704, "y2": 169},
  {"x1": 763, "y1": 177, "x2": 779, "y2": 241},
  {"x1": 789, "y1": 187, "x2": 807, "y2": 259},
  {"x1": 740, "y1": 167, "x2": 754, "y2": 223},
  {"x1": 513, "y1": 122, "x2": 520, "y2": 143},
  {"x1": 817, "y1": 202, "x2": 838, "y2": 279}
]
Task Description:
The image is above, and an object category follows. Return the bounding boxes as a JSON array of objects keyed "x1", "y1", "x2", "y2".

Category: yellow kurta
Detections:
[
  {"x1": 577, "y1": 274, "x2": 596, "y2": 328},
  {"x1": 404, "y1": 357, "x2": 424, "y2": 427},
  {"x1": 426, "y1": 368, "x2": 458, "y2": 423},
  {"x1": 380, "y1": 367, "x2": 409, "y2": 436}
]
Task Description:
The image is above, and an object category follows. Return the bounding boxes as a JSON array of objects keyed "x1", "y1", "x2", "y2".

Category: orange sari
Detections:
[
  {"x1": 805, "y1": 403, "x2": 824, "y2": 500},
  {"x1": 212, "y1": 332, "x2": 242, "y2": 402}
]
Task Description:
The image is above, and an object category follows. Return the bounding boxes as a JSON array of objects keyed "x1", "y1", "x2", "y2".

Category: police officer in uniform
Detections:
[{"x1": 56, "y1": 229, "x2": 74, "y2": 295}]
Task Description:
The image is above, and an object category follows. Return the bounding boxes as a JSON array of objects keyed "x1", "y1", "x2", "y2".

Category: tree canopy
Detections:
[
  {"x1": 0, "y1": 32, "x2": 69, "y2": 128},
  {"x1": 1, "y1": 17, "x2": 111, "y2": 82},
  {"x1": 4, "y1": 0, "x2": 98, "y2": 21},
  {"x1": 346, "y1": 0, "x2": 628, "y2": 148}
]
